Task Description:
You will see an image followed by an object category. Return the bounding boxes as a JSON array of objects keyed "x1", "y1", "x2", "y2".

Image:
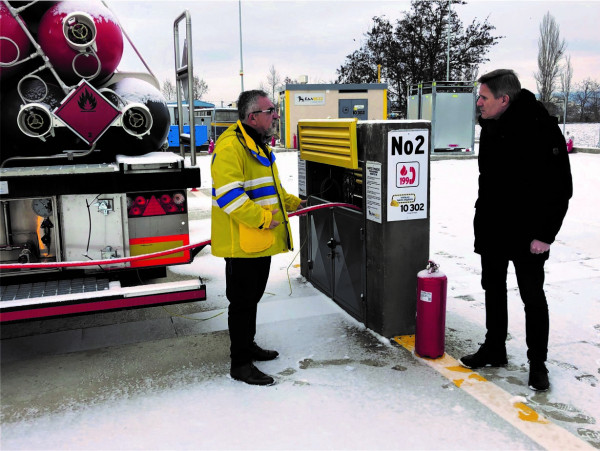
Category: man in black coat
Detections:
[{"x1": 459, "y1": 69, "x2": 573, "y2": 391}]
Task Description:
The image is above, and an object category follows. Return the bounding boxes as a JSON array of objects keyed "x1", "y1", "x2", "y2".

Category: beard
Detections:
[{"x1": 265, "y1": 120, "x2": 277, "y2": 138}]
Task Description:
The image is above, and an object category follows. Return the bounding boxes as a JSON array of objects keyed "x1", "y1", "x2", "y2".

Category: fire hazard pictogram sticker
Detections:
[{"x1": 54, "y1": 80, "x2": 121, "y2": 145}]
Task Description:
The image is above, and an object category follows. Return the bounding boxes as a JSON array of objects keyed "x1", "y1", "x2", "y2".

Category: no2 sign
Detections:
[
  {"x1": 391, "y1": 135, "x2": 426, "y2": 155},
  {"x1": 387, "y1": 129, "x2": 429, "y2": 222}
]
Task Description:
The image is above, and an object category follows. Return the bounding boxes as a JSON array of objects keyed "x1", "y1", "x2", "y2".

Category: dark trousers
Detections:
[
  {"x1": 481, "y1": 252, "x2": 549, "y2": 363},
  {"x1": 225, "y1": 256, "x2": 271, "y2": 368}
]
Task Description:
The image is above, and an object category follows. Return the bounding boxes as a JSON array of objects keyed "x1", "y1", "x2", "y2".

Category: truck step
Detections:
[{"x1": 0, "y1": 278, "x2": 110, "y2": 302}]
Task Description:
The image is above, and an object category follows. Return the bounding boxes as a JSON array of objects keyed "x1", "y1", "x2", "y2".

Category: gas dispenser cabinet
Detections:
[{"x1": 298, "y1": 119, "x2": 431, "y2": 337}]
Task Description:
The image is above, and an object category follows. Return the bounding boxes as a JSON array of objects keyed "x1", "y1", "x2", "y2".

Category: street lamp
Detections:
[{"x1": 238, "y1": 0, "x2": 244, "y2": 92}]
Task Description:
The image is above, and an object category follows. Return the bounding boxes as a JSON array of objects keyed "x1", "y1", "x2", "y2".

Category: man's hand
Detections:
[
  {"x1": 530, "y1": 239, "x2": 550, "y2": 254},
  {"x1": 268, "y1": 209, "x2": 280, "y2": 229},
  {"x1": 296, "y1": 200, "x2": 307, "y2": 211}
]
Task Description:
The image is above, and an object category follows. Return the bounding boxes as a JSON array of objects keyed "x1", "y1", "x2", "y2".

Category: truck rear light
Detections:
[
  {"x1": 127, "y1": 191, "x2": 187, "y2": 218},
  {"x1": 172, "y1": 192, "x2": 185, "y2": 205},
  {"x1": 129, "y1": 206, "x2": 143, "y2": 216}
]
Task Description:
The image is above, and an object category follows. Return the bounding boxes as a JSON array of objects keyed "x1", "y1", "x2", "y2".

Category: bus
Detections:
[{"x1": 194, "y1": 107, "x2": 238, "y2": 143}]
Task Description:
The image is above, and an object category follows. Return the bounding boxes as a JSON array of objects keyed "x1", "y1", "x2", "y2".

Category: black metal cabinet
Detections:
[{"x1": 306, "y1": 197, "x2": 364, "y2": 321}]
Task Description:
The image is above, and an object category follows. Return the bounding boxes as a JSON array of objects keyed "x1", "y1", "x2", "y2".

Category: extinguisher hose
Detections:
[{"x1": 0, "y1": 202, "x2": 361, "y2": 270}]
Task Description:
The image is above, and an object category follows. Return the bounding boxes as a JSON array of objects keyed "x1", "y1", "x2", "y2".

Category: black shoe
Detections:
[
  {"x1": 459, "y1": 345, "x2": 508, "y2": 369},
  {"x1": 529, "y1": 362, "x2": 550, "y2": 391},
  {"x1": 251, "y1": 343, "x2": 279, "y2": 361},
  {"x1": 230, "y1": 363, "x2": 275, "y2": 386}
]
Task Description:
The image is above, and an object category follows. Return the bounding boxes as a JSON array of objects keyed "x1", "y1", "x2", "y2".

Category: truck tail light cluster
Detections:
[{"x1": 127, "y1": 191, "x2": 187, "y2": 217}]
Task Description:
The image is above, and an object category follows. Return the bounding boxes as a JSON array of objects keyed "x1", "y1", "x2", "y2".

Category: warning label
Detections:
[
  {"x1": 420, "y1": 290, "x2": 433, "y2": 302},
  {"x1": 54, "y1": 80, "x2": 121, "y2": 145}
]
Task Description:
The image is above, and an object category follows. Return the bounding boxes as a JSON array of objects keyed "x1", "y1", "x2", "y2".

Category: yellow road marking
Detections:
[{"x1": 393, "y1": 335, "x2": 593, "y2": 450}]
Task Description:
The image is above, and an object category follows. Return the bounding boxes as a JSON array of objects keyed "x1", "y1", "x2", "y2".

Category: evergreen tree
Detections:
[{"x1": 336, "y1": 0, "x2": 501, "y2": 114}]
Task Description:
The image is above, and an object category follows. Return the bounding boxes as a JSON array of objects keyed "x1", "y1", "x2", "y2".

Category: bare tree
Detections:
[
  {"x1": 589, "y1": 80, "x2": 600, "y2": 122},
  {"x1": 162, "y1": 77, "x2": 207, "y2": 101},
  {"x1": 193, "y1": 76, "x2": 208, "y2": 100},
  {"x1": 265, "y1": 65, "x2": 282, "y2": 104},
  {"x1": 162, "y1": 79, "x2": 176, "y2": 101},
  {"x1": 560, "y1": 54, "x2": 573, "y2": 128},
  {"x1": 573, "y1": 78, "x2": 593, "y2": 121},
  {"x1": 534, "y1": 12, "x2": 566, "y2": 104}
]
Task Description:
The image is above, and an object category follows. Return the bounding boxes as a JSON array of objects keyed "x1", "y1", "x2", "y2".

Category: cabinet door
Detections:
[
  {"x1": 308, "y1": 205, "x2": 333, "y2": 296},
  {"x1": 332, "y1": 208, "x2": 364, "y2": 320}
]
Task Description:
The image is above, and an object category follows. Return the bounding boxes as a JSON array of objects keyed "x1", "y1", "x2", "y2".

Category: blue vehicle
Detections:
[{"x1": 166, "y1": 102, "x2": 209, "y2": 150}]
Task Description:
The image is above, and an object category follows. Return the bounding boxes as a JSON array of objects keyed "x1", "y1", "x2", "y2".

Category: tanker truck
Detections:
[{"x1": 0, "y1": 1, "x2": 206, "y2": 322}]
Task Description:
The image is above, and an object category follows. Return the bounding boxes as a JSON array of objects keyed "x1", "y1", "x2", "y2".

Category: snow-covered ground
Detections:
[
  {"x1": 1, "y1": 150, "x2": 599, "y2": 450},
  {"x1": 560, "y1": 123, "x2": 600, "y2": 147},
  {"x1": 476, "y1": 122, "x2": 600, "y2": 148}
]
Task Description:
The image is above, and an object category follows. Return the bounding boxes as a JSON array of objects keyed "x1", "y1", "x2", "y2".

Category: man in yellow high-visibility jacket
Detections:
[{"x1": 211, "y1": 90, "x2": 305, "y2": 385}]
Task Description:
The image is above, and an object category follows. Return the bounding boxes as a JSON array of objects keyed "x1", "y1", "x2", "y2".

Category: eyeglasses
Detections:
[{"x1": 249, "y1": 107, "x2": 276, "y2": 116}]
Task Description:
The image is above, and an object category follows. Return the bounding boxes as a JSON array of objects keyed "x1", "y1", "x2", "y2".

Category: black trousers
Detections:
[
  {"x1": 481, "y1": 252, "x2": 549, "y2": 363},
  {"x1": 225, "y1": 256, "x2": 271, "y2": 368}
]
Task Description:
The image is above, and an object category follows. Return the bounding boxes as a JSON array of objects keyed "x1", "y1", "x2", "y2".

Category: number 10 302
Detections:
[{"x1": 398, "y1": 203, "x2": 425, "y2": 212}]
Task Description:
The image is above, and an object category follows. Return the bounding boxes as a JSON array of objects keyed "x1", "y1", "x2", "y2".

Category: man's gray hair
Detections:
[
  {"x1": 237, "y1": 90, "x2": 269, "y2": 121},
  {"x1": 478, "y1": 69, "x2": 522, "y2": 104}
]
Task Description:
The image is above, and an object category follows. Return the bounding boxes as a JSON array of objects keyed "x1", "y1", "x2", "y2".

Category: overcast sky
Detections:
[{"x1": 108, "y1": 0, "x2": 600, "y2": 106}]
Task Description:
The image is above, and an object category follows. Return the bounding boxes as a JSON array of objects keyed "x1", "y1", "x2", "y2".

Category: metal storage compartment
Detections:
[
  {"x1": 298, "y1": 119, "x2": 431, "y2": 337},
  {"x1": 407, "y1": 81, "x2": 477, "y2": 153}
]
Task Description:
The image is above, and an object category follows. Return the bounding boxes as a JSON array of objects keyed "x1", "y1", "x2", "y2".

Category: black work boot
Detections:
[
  {"x1": 459, "y1": 344, "x2": 508, "y2": 369},
  {"x1": 528, "y1": 361, "x2": 550, "y2": 391},
  {"x1": 230, "y1": 363, "x2": 275, "y2": 386},
  {"x1": 251, "y1": 342, "x2": 279, "y2": 361}
]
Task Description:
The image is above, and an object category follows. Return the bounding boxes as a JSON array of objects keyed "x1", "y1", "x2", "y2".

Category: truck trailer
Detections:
[{"x1": 0, "y1": 1, "x2": 206, "y2": 322}]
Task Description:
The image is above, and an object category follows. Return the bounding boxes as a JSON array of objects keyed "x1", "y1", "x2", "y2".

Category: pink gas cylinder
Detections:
[
  {"x1": 415, "y1": 260, "x2": 448, "y2": 358},
  {"x1": 0, "y1": 2, "x2": 31, "y2": 80},
  {"x1": 37, "y1": 1, "x2": 124, "y2": 84}
]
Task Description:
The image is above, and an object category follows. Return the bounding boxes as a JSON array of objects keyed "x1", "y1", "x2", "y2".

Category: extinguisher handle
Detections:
[{"x1": 427, "y1": 260, "x2": 439, "y2": 274}]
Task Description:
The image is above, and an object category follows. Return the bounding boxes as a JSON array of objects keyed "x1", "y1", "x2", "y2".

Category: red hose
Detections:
[
  {"x1": 0, "y1": 202, "x2": 360, "y2": 270},
  {"x1": 288, "y1": 202, "x2": 361, "y2": 217},
  {"x1": 0, "y1": 240, "x2": 212, "y2": 270}
]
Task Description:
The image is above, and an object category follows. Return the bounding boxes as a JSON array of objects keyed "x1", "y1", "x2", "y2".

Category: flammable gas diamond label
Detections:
[{"x1": 54, "y1": 80, "x2": 121, "y2": 145}]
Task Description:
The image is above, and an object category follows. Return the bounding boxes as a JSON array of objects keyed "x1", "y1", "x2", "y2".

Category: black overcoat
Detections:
[{"x1": 474, "y1": 89, "x2": 573, "y2": 257}]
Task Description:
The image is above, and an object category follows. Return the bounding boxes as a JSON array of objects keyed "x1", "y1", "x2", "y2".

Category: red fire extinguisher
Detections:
[{"x1": 415, "y1": 260, "x2": 448, "y2": 358}]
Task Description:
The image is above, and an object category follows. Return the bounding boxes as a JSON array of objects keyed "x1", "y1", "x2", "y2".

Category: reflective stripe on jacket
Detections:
[{"x1": 210, "y1": 120, "x2": 301, "y2": 258}]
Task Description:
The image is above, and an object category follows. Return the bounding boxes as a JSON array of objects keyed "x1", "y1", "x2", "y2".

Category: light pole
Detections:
[
  {"x1": 446, "y1": 0, "x2": 451, "y2": 81},
  {"x1": 238, "y1": 0, "x2": 244, "y2": 92}
]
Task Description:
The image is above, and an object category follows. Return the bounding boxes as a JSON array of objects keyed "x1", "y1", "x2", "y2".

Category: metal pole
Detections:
[
  {"x1": 185, "y1": 12, "x2": 196, "y2": 167},
  {"x1": 238, "y1": 0, "x2": 244, "y2": 92},
  {"x1": 446, "y1": 0, "x2": 451, "y2": 81},
  {"x1": 562, "y1": 95, "x2": 567, "y2": 134}
]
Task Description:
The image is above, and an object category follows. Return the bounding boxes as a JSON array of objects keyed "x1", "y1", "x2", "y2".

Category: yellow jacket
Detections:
[{"x1": 210, "y1": 121, "x2": 301, "y2": 258}]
